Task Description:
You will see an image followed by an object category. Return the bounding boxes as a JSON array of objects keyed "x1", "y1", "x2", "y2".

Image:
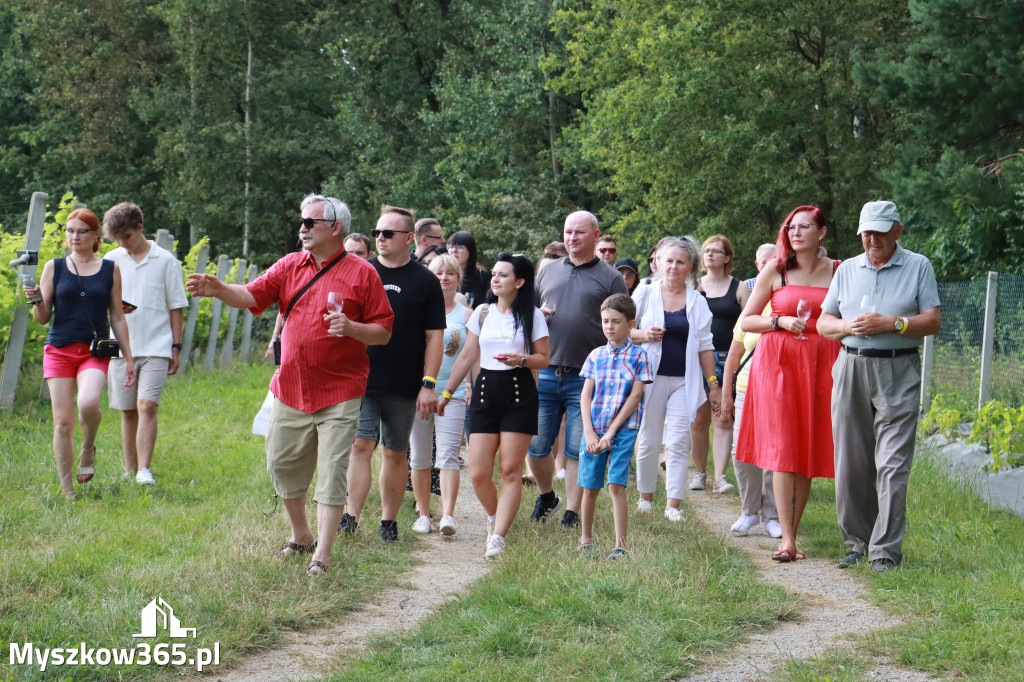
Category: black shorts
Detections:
[{"x1": 468, "y1": 367, "x2": 538, "y2": 435}]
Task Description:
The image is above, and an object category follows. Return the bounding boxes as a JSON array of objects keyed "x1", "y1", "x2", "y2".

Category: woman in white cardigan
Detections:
[{"x1": 630, "y1": 237, "x2": 721, "y2": 521}]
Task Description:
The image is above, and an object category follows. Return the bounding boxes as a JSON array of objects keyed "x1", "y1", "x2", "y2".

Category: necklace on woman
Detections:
[{"x1": 803, "y1": 256, "x2": 821, "y2": 279}]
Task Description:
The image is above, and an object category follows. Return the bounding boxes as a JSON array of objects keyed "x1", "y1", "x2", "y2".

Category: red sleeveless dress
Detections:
[{"x1": 735, "y1": 276, "x2": 840, "y2": 478}]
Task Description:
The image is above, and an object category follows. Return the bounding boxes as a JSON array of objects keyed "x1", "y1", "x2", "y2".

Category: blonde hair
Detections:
[{"x1": 428, "y1": 253, "x2": 463, "y2": 287}]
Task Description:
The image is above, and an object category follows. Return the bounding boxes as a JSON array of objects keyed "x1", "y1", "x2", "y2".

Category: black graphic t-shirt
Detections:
[{"x1": 365, "y1": 259, "x2": 446, "y2": 398}]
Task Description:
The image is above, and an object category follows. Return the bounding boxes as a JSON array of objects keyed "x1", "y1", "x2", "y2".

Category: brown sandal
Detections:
[
  {"x1": 273, "y1": 539, "x2": 317, "y2": 560},
  {"x1": 306, "y1": 560, "x2": 329, "y2": 576}
]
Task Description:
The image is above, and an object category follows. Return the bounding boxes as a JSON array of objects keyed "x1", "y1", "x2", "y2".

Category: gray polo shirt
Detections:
[
  {"x1": 536, "y1": 256, "x2": 628, "y2": 368},
  {"x1": 821, "y1": 243, "x2": 940, "y2": 349}
]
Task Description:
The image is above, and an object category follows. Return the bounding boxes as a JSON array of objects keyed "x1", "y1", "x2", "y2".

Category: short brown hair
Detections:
[
  {"x1": 381, "y1": 205, "x2": 415, "y2": 233},
  {"x1": 102, "y1": 202, "x2": 144, "y2": 241},
  {"x1": 601, "y1": 293, "x2": 636, "y2": 320},
  {"x1": 597, "y1": 235, "x2": 617, "y2": 246},
  {"x1": 415, "y1": 217, "x2": 441, "y2": 238}
]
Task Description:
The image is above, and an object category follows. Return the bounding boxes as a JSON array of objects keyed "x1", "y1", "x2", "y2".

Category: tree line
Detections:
[{"x1": 1, "y1": 0, "x2": 1020, "y2": 280}]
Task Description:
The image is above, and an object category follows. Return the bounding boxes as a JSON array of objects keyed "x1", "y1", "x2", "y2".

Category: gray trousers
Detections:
[
  {"x1": 831, "y1": 351, "x2": 920, "y2": 564},
  {"x1": 732, "y1": 391, "x2": 777, "y2": 521}
]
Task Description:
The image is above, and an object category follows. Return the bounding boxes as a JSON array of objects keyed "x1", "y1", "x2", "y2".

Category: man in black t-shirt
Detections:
[{"x1": 343, "y1": 206, "x2": 446, "y2": 543}]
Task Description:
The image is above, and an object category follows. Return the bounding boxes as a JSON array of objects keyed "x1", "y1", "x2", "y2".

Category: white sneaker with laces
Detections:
[
  {"x1": 764, "y1": 519, "x2": 783, "y2": 538},
  {"x1": 135, "y1": 468, "x2": 155, "y2": 485},
  {"x1": 664, "y1": 507, "x2": 684, "y2": 522},
  {"x1": 485, "y1": 534, "x2": 505, "y2": 558},
  {"x1": 688, "y1": 472, "x2": 707, "y2": 490},
  {"x1": 439, "y1": 516, "x2": 458, "y2": 536},
  {"x1": 712, "y1": 476, "x2": 735, "y2": 494},
  {"x1": 636, "y1": 499, "x2": 653, "y2": 513},
  {"x1": 412, "y1": 515, "x2": 432, "y2": 534},
  {"x1": 731, "y1": 514, "x2": 760, "y2": 534}
]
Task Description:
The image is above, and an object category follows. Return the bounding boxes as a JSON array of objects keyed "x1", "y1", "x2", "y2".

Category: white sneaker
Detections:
[
  {"x1": 135, "y1": 468, "x2": 155, "y2": 485},
  {"x1": 485, "y1": 534, "x2": 505, "y2": 559},
  {"x1": 636, "y1": 499, "x2": 653, "y2": 513},
  {"x1": 712, "y1": 476, "x2": 735, "y2": 494},
  {"x1": 439, "y1": 516, "x2": 458, "y2": 536},
  {"x1": 688, "y1": 472, "x2": 707, "y2": 490},
  {"x1": 664, "y1": 507, "x2": 684, "y2": 522},
  {"x1": 412, "y1": 515, "x2": 432, "y2": 534},
  {"x1": 486, "y1": 517, "x2": 495, "y2": 541},
  {"x1": 731, "y1": 514, "x2": 760, "y2": 534},
  {"x1": 764, "y1": 519, "x2": 783, "y2": 538},
  {"x1": 554, "y1": 467, "x2": 566, "y2": 481}
]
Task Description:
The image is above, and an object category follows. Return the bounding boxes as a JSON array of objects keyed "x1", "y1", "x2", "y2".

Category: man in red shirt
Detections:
[{"x1": 186, "y1": 194, "x2": 393, "y2": 576}]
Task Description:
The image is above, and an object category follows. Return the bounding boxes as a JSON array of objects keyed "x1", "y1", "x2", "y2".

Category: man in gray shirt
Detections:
[
  {"x1": 818, "y1": 200, "x2": 941, "y2": 572},
  {"x1": 528, "y1": 211, "x2": 628, "y2": 529}
]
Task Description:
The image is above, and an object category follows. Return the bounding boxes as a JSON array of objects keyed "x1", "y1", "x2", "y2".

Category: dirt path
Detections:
[
  {"x1": 210, "y1": 467, "x2": 491, "y2": 682},
  {"x1": 685, "y1": 489, "x2": 933, "y2": 681}
]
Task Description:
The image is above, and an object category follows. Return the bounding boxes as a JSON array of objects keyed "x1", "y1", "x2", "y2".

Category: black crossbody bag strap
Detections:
[
  {"x1": 282, "y1": 250, "x2": 347, "y2": 321},
  {"x1": 732, "y1": 348, "x2": 755, "y2": 388},
  {"x1": 68, "y1": 257, "x2": 100, "y2": 343}
]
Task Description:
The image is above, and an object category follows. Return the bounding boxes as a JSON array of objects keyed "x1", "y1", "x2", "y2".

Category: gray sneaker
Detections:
[
  {"x1": 838, "y1": 551, "x2": 864, "y2": 569},
  {"x1": 688, "y1": 472, "x2": 707, "y2": 490},
  {"x1": 607, "y1": 547, "x2": 627, "y2": 560}
]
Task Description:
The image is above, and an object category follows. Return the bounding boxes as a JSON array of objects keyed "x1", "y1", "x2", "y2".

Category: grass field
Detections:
[{"x1": 3, "y1": 362, "x2": 1023, "y2": 681}]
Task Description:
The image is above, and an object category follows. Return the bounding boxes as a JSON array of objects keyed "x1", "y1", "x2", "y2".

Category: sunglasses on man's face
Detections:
[
  {"x1": 599, "y1": 247, "x2": 617, "y2": 254},
  {"x1": 371, "y1": 228, "x2": 412, "y2": 240},
  {"x1": 299, "y1": 218, "x2": 331, "y2": 230}
]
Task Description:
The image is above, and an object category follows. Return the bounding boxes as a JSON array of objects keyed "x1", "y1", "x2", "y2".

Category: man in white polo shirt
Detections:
[
  {"x1": 818, "y1": 200, "x2": 941, "y2": 571},
  {"x1": 102, "y1": 203, "x2": 189, "y2": 485}
]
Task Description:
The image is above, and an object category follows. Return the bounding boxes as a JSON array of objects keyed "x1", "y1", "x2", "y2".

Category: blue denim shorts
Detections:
[
  {"x1": 577, "y1": 428, "x2": 638, "y2": 489},
  {"x1": 703, "y1": 350, "x2": 728, "y2": 392},
  {"x1": 528, "y1": 366, "x2": 585, "y2": 461},
  {"x1": 356, "y1": 393, "x2": 417, "y2": 452}
]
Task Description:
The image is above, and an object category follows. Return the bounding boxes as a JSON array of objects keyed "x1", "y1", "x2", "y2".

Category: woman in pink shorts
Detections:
[{"x1": 24, "y1": 208, "x2": 135, "y2": 498}]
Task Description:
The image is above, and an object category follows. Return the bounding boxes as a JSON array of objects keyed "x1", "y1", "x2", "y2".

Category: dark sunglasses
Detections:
[
  {"x1": 299, "y1": 218, "x2": 331, "y2": 229},
  {"x1": 371, "y1": 228, "x2": 412, "y2": 240}
]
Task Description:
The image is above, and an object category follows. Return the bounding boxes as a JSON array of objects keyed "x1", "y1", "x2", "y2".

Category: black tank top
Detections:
[{"x1": 704, "y1": 277, "x2": 742, "y2": 351}]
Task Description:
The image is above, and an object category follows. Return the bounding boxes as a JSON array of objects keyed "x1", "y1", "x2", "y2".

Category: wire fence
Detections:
[{"x1": 927, "y1": 273, "x2": 1024, "y2": 412}]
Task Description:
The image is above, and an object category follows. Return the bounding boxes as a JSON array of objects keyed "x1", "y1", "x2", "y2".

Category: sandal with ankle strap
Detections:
[{"x1": 77, "y1": 445, "x2": 96, "y2": 483}]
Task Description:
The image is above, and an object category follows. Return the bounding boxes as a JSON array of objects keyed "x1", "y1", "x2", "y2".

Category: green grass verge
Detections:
[
  {"x1": 0, "y1": 363, "x2": 415, "y2": 681},
  {"x1": 778, "y1": 451, "x2": 1024, "y2": 681},
  {"x1": 327, "y1": 494, "x2": 797, "y2": 681}
]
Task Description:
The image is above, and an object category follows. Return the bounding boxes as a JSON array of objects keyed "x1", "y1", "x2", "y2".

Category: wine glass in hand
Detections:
[
  {"x1": 794, "y1": 299, "x2": 812, "y2": 339},
  {"x1": 327, "y1": 292, "x2": 344, "y2": 336},
  {"x1": 859, "y1": 295, "x2": 876, "y2": 338}
]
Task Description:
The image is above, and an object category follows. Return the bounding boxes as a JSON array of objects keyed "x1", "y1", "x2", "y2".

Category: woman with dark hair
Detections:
[
  {"x1": 446, "y1": 231, "x2": 489, "y2": 308},
  {"x1": 736, "y1": 205, "x2": 841, "y2": 562},
  {"x1": 438, "y1": 252, "x2": 550, "y2": 558},
  {"x1": 23, "y1": 209, "x2": 135, "y2": 498}
]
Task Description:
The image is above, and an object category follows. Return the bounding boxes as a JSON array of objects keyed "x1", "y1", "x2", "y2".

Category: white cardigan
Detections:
[{"x1": 632, "y1": 281, "x2": 715, "y2": 424}]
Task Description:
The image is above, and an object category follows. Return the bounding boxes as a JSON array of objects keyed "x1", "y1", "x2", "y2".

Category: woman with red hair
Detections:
[
  {"x1": 735, "y1": 205, "x2": 840, "y2": 562},
  {"x1": 24, "y1": 208, "x2": 135, "y2": 498}
]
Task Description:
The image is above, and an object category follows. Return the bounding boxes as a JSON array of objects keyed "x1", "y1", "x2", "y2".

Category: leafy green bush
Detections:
[{"x1": 921, "y1": 392, "x2": 1024, "y2": 471}]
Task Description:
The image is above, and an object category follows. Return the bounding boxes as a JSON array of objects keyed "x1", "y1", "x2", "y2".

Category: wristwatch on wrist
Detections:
[
  {"x1": 422, "y1": 377, "x2": 436, "y2": 389},
  {"x1": 171, "y1": 343, "x2": 183, "y2": 351},
  {"x1": 894, "y1": 316, "x2": 908, "y2": 335},
  {"x1": 519, "y1": 355, "x2": 528, "y2": 368}
]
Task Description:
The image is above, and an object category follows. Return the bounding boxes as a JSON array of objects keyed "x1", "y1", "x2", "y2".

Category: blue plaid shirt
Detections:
[{"x1": 580, "y1": 339, "x2": 653, "y2": 433}]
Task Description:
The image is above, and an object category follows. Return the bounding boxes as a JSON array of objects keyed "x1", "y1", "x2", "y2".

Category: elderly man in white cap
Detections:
[{"x1": 818, "y1": 200, "x2": 941, "y2": 571}]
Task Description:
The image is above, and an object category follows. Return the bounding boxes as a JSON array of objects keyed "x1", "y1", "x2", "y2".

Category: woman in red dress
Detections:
[{"x1": 735, "y1": 205, "x2": 840, "y2": 562}]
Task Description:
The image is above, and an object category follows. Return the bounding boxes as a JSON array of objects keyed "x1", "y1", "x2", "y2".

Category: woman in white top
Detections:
[
  {"x1": 438, "y1": 252, "x2": 550, "y2": 559},
  {"x1": 630, "y1": 237, "x2": 721, "y2": 521},
  {"x1": 409, "y1": 255, "x2": 474, "y2": 537}
]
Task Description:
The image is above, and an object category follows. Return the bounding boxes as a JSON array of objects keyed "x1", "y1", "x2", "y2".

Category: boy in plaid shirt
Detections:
[{"x1": 578, "y1": 293, "x2": 653, "y2": 559}]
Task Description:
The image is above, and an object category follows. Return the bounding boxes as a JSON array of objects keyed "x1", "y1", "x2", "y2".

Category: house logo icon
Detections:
[{"x1": 133, "y1": 597, "x2": 197, "y2": 639}]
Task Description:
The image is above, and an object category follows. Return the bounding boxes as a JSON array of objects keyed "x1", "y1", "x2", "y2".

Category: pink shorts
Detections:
[{"x1": 43, "y1": 343, "x2": 111, "y2": 379}]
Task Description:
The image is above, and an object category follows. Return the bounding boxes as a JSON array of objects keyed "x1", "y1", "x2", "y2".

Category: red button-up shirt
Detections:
[{"x1": 247, "y1": 248, "x2": 394, "y2": 413}]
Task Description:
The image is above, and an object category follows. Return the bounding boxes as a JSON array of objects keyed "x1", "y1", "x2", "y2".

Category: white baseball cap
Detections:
[{"x1": 858, "y1": 200, "x2": 901, "y2": 235}]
